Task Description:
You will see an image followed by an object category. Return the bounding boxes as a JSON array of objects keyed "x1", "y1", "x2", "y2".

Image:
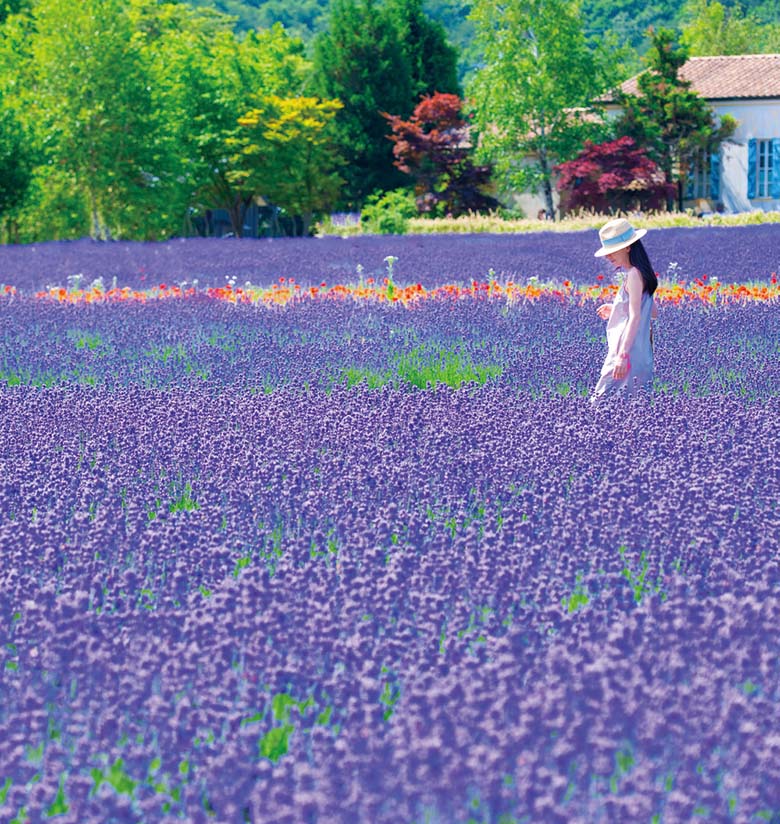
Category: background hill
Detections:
[{"x1": 185, "y1": 0, "x2": 780, "y2": 79}]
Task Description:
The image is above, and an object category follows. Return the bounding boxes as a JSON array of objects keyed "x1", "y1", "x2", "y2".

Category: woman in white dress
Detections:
[{"x1": 591, "y1": 218, "x2": 658, "y2": 402}]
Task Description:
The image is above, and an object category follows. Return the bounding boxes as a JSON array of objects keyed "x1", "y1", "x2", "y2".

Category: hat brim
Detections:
[{"x1": 594, "y1": 227, "x2": 647, "y2": 257}]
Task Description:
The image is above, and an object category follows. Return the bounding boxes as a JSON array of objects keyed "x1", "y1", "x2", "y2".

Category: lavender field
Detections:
[
  {"x1": 1, "y1": 228, "x2": 779, "y2": 823},
  {"x1": 2, "y1": 222, "x2": 780, "y2": 290}
]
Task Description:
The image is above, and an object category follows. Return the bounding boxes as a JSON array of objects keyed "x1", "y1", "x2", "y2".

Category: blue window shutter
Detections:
[
  {"x1": 771, "y1": 138, "x2": 780, "y2": 199},
  {"x1": 710, "y1": 152, "x2": 720, "y2": 200},
  {"x1": 747, "y1": 139, "x2": 757, "y2": 199}
]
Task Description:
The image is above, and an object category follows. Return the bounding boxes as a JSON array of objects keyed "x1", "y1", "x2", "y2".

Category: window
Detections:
[
  {"x1": 756, "y1": 139, "x2": 773, "y2": 197},
  {"x1": 748, "y1": 138, "x2": 780, "y2": 200},
  {"x1": 686, "y1": 150, "x2": 720, "y2": 202}
]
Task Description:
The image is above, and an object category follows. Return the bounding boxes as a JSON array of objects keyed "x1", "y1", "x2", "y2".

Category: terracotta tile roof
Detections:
[{"x1": 610, "y1": 53, "x2": 780, "y2": 101}]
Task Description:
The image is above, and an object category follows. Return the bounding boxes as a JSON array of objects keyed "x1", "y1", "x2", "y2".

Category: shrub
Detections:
[
  {"x1": 360, "y1": 189, "x2": 418, "y2": 234},
  {"x1": 384, "y1": 93, "x2": 499, "y2": 217},
  {"x1": 554, "y1": 136, "x2": 675, "y2": 216}
]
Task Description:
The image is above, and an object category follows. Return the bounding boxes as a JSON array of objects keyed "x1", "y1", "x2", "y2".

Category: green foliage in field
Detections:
[
  {"x1": 230, "y1": 95, "x2": 345, "y2": 236},
  {"x1": 0, "y1": 0, "x2": 465, "y2": 239},
  {"x1": 0, "y1": 0, "x2": 777, "y2": 241},
  {"x1": 0, "y1": 0, "x2": 314, "y2": 241},
  {"x1": 0, "y1": 104, "x2": 31, "y2": 225},
  {"x1": 341, "y1": 342, "x2": 503, "y2": 390}
]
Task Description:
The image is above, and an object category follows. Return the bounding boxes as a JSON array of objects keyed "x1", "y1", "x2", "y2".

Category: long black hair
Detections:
[{"x1": 628, "y1": 239, "x2": 658, "y2": 295}]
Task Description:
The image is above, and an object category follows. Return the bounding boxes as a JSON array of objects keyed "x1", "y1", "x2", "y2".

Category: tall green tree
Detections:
[
  {"x1": 0, "y1": 0, "x2": 311, "y2": 240},
  {"x1": 616, "y1": 28, "x2": 737, "y2": 210},
  {"x1": 312, "y1": 0, "x2": 413, "y2": 206},
  {"x1": 468, "y1": 0, "x2": 617, "y2": 219},
  {"x1": 680, "y1": 0, "x2": 780, "y2": 54},
  {"x1": 8, "y1": 0, "x2": 178, "y2": 239},
  {"x1": 385, "y1": 0, "x2": 461, "y2": 99},
  {"x1": 0, "y1": 10, "x2": 32, "y2": 241},
  {"x1": 1, "y1": 7, "x2": 77, "y2": 240}
]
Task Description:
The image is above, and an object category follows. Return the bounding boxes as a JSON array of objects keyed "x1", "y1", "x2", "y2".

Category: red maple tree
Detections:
[
  {"x1": 383, "y1": 93, "x2": 498, "y2": 217},
  {"x1": 554, "y1": 136, "x2": 675, "y2": 215}
]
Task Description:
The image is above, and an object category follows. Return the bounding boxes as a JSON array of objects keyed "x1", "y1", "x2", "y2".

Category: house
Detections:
[
  {"x1": 603, "y1": 53, "x2": 780, "y2": 214},
  {"x1": 516, "y1": 53, "x2": 780, "y2": 218}
]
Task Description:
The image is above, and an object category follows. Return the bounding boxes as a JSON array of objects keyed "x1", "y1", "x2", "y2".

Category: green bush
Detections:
[{"x1": 360, "y1": 189, "x2": 418, "y2": 235}]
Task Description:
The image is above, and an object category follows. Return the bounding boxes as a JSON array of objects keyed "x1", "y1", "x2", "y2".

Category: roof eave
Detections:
[{"x1": 705, "y1": 95, "x2": 780, "y2": 103}]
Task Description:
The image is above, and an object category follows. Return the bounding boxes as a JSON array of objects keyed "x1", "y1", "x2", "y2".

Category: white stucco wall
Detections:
[
  {"x1": 505, "y1": 188, "x2": 560, "y2": 220},
  {"x1": 712, "y1": 99, "x2": 780, "y2": 213}
]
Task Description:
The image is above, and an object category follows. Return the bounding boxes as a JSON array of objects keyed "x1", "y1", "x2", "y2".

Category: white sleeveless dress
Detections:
[{"x1": 591, "y1": 277, "x2": 654, "y2": 401}]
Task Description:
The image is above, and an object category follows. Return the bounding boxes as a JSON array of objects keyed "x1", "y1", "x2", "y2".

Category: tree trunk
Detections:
[
  {"x1": 537, "y1": 142, "x2": 556, "y2": 220},
  {"x1": 663, "y1": 162, "x2": 676, "y2": 212},
  {"x1": 543, "y1": 177, "x2": 555, "y2": 221},
  {"x1": 90, "y1": 196, "x2": 101, "y2": 240},
  {"x1": 90, "y1": 197, "x2": 111, "y2": 240},
  {"x1": 227, "y1": 196, "x2": 244, "y2": 238},
  {"x1": 268, "y1": 208, "x2": 282, "y2": 237}
]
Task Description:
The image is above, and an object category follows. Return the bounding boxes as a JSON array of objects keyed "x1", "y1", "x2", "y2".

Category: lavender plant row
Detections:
[
  {"x1": 1, "y1": 297, "x2": 778, "y2": 399},
  {"x1": 1, "y1": 384, "x2": 779, "y2": 823},
  {"x1": 0, "y1": 223, "x2": 779, "y2": 291}
]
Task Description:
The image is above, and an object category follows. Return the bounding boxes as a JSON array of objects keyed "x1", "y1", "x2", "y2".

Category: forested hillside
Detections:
[{"x1": 186, "y1": 0, "x2": 780, "y2": 73}]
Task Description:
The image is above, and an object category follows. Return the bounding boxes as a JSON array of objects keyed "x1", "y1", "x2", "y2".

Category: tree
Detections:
[
  {"x1": 10, "y1": 0, "x2": 176, "y2": 239},
  {"x1": 0, "y1": 0, "x2": 28, "y2": 24},
  {"x1": 254, "y1": 0, "x2": 331, "y2": 39},
  {"x1": 384, "y1": 92, "x2": 498, "y2": 216},
  {"x1": 0, "y1": 99, "x2": 31, "y2": 238},
  {"x1": 0, "y1": 12, "x2": 32, "y2": 240},
  {"x1": 422, "y1": 0, "x2": 483, "y2": 83},
  {"x1": 312, "y1": 0, "x2": 414, "y2": 206},
  {"x1": 133, "y1": 6, "x2": 310, "y2": 236},
  {"x1": 554, "y1": 136, "x2": 675, "y2": 215},
  {"x1": 680, "y1": 0, "x2": 780, "y2": 55},
  {"x1": 384, "y1": 0, "x2": 461, "y2": 99},
  {"x1": 231, "y1": 95, "x2": 344, "y2": 235},
  {"x1": 0, "y1": 0, "x2": 312, "y2": 240},
  {"x1": 467, "y1": 0, "x2": 617, "y2": 219},
  {"x1": 615, "y1": 28, "x2": 737, "y2": 210}
]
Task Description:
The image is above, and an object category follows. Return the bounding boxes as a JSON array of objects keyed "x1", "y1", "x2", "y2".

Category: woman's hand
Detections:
[
  {"x1": 612, "y1": 353, "x2": 630, "y2": 380},
  {"x1": 597, "y1": 304, "x2": 612, "y2": 320}
]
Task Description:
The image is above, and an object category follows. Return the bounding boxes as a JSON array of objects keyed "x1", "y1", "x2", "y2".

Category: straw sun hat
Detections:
[{"x1": 593, "y1": 218, "x2": 647, "y2": 257}]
